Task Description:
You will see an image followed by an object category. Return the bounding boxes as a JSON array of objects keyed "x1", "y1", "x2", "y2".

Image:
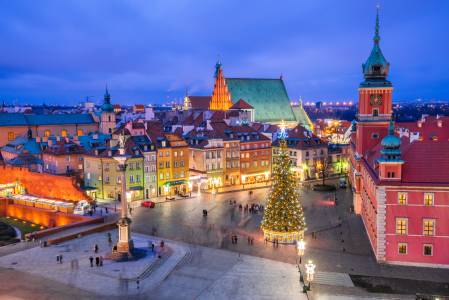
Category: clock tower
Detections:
[{"x1": 356, "y1": 8, "x2": 392, "y2": 157}]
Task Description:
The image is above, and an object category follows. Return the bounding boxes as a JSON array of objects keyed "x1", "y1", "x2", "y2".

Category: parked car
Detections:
[{"x1": 141, "y1": 201, "x2": 155, "y2": 208}]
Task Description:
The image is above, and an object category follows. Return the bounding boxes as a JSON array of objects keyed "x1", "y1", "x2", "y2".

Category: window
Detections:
[
  {"x1": 373, "y1": 108, "x2": 379, "y2": 117},
  {"x1": 180, "y1": 150, "x2": 184, "y2": 157},
  {"x1": 165, "y1": 151, "x2": 170, "y2": 157},
  {"x1": 423, "y1": 244, "x2": 433, "y2": 256},
  {"x1": 136, "y1": 175, "x2": 140, "y2": 182},
  {"x1": 44, "y1": 130, "x2": 51, "y2": 137},
  {"x1": 398, "y1": 243, "x2": 407, "y2": 254},
  {"x1": 424, "y1": 193, "x2": 434, "y2": 206},
  {"x1": 129, "y1": 175, "x2": 134, "y2": 183},
  {"x1": 61, "y1": 129, "x2": 67, "y2": 137},
  {"x1": 174, "y1": 151, "x2": 178, "y2": 157},
  {"x1": 166, "y1": 161, "x2": 170, "y2": 168},
  {"x1": 395, "y1": 218, "x2": 408, "y2": 235},
  {"x1": 180, "y1": 160, "x2": 184, "y2": 167},
  {"x1": 159, "y1": 173, "x2": 163, "y2": 180},
  {"x1": 174, "y1": 161, "x2": 178, "y2": 168},
  {"x1": 371, "y1": 133, "x2": 379, "y2": 139},
  {"x1": 105, "y1": 176, "x2": 110, "y2": 184},
  {"x1": 77, "y1": 129, "x2": 84, "y2": 136},
  {"x1": 165, "y1": 172, "x2": 170, "y2": 179},
  {"x1": 423, "y1": 219, "x2": 435, "y2": 236},
  {"x1": 7, "y1": 132, "x2": 15, "y2": 141},
  {"x1": 398, "y1": 192, "x2": 407, "y2": 205}
]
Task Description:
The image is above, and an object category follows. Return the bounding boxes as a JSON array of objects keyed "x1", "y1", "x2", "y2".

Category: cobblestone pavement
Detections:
[
  {"x1": 131, "y1": 179, "x2": 449, "y2": 284},
  {"x1": 0, "y1": 237, "x2": 307, "y2": 300}
]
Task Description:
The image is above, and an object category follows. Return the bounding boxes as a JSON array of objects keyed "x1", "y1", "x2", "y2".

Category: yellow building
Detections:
[{"x1": 155, "y1": 133, "x2": 189, "y2": 196}]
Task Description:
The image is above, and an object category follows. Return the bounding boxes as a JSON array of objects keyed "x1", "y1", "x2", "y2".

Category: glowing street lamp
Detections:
[
  {"x1": 297, "y1": 239, "x2": 306, "y2": 263},
  {"x1": 305, "y1": 260, "x2": 316, "y2": 290}
]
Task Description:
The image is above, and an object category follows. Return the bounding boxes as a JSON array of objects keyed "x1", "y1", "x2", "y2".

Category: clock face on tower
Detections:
[{"x1": 370, "y1": 94, "x2": 383, "y2": 106}]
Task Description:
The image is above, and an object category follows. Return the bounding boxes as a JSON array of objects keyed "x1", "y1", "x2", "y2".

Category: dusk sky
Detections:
[{"x1": 0, "y1": 0, "x2": 448, "y2": 106}]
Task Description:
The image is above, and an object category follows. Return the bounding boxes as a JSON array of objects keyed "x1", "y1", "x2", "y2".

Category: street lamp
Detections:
[
  {"x1": 305, "y1": 260, "x2": 316, "y2": 290},
  {"x1": 297, "y1": 239, "x2": 306, "y2": 264}
]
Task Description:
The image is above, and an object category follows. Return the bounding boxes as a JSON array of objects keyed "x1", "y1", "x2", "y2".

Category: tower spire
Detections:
[{"x1": 374, "y1": 4, "x2": 380, "y2": 44}]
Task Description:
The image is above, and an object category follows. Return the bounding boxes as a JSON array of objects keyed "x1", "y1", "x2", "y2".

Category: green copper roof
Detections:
[
  {"x1": 291, "y1": 100, "x2": 313, "y2": 131},
  {"x1": 225, "y1": 78, "x2": 296, "y2": 123},
  {"x1": 101, "y1": 87, "x2": 114, "y2": 112},
  {"x1": 361, "y1": 7, "x2": 391, "y2": 88}
]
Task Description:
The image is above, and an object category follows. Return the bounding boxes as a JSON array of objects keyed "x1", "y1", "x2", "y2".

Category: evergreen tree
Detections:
[{"x1": 261, "y1": 139, "x2": 306, "y2": 239}]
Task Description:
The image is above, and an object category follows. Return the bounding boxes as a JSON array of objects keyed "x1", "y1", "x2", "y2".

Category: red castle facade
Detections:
[{"x1": 349, "y1": 10, "x2": 449, "y2": 268}]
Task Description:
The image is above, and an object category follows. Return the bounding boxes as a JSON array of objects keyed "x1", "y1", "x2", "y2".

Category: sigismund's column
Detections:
[{"x1": 113, "y1": 135, "x2": 134, "y2": 256}]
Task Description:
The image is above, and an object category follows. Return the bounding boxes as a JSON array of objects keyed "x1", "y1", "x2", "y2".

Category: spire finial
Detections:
[
  {"x1": 374, "y1": 4, "x2": 380, "y2": 44},
  {"x1": 214, "y1": 58, "x2": 222, "y2": 78}
]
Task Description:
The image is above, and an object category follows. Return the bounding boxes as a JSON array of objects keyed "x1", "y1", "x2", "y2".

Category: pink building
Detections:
[{"x1": 349, "y1": 10, "x2": 449, "y2": 268}]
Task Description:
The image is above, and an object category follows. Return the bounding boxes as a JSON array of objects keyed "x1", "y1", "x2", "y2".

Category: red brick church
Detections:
[{"x1": 349, "y1": 10, "x2": 449, "y2": 267}]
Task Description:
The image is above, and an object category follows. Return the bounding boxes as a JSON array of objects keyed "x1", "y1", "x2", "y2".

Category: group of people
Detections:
[
  {"x1": 247, "y1": 236, "x2": 255, "y2": 245},
  {"x1": 265, "y1": 237, "x2": 280, "y2": 247},
  {"x1": 89, "y1": 255, "x2": 104, "y2": 267},
  {"x1": 87, "y1": 203, "x2": 109, "y2": 216},
  {"x1": 238, "y1": 203, "x2": 264, "y2": 214}
]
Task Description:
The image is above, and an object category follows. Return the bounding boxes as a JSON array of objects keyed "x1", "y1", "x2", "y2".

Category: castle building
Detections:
[{"x1": 349, "y1": 9, "x2": 449, "y2": 267}]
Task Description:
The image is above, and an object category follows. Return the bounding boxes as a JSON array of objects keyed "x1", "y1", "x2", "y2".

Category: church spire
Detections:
[
  {"x1": 101, "y1": 85, "x2": 114, "y2": 112},
  {"x1": 214, "y1": 60, "x2": 222, "y2": 78}
]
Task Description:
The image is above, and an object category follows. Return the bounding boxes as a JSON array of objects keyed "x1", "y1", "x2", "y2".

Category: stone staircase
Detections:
[{"x1": 312, "y1": 271, "x2": 355, "y2": 287}]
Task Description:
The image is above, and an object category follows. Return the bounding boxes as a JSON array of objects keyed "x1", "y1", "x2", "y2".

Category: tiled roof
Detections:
[
  {"x1": 188, "y1": 96, "x2": 211, "y2": 110},
  {"x1": 0, "y1": 113, "x2": 96, "y2": 127},
  {"x1": 225, "y1": 78, "x2": 296, "y2": 123},
  {"x1": 364, "y1": 117, "x2": 449, "y2": 185},
  {"x1": 43, "y1": 142, "x2": 85, "y2": 156},
  {"x1": 230, "y1": 99, "x2": 254, "y2": 110}
]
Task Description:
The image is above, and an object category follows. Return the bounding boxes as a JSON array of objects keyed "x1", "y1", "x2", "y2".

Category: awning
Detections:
[
  {"x1": 163, "y1": 180, "x2": 187, "y2": 187},
  {"x1": 81, "y1": 186, "x2": 97, "y2": 191}
]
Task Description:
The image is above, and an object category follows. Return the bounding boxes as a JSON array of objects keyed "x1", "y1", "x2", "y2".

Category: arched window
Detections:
[{"x1": 108, "y1": 115, "x2": 112, "y2": 122}]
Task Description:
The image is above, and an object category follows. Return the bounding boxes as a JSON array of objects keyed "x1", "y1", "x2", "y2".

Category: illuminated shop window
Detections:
[
  {"x1": 44, "y1": 130, "x2": 51, "y2": 137},
  {"x1": 7, "y1": 132, "x2": 15, "y2": 141},
  {"x1": 61, "y1": 129, "x2": 68, "y2": 137}
]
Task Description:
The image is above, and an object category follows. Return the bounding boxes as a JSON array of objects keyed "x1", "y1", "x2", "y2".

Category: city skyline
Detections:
[{"x1": 1, "y1": 0, "x2": 449, "y2": 105}]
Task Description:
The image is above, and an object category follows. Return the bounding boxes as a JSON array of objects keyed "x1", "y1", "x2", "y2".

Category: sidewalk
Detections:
[{"x1": 201, "y1": 181, "x2": 272, "y2": 194}]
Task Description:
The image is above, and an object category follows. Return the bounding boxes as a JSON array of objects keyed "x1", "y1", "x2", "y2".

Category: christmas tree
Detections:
[{"x1": 261, "y1": 132, "x2": 306, "y2": 243}]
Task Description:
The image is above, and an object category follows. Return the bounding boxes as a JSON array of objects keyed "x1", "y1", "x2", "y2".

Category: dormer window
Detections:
[{"x1": 372, "y1": 65, "x2": 381, "y2": 75}]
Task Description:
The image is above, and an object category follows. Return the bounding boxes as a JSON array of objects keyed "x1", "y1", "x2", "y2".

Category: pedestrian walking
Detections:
[
  {"x1": 59, "y1": 254, "x2": 63, "y2": 264},
  {"x1": 100, "y1": 256, "x2": 103, "y2": 267},
  {"x1": 151, "y1": 243, "x2": 155, "y2": 252},
  {"x1": 105, "y1": 207, "x2": 108, "y2": 214},
  {"x1": 95, "y1": 256, "x2": 100, "y2": 267},
  {"x1": 89, "y1": 256, "x2": 94, "y2": 267},
  {"x1": 94, "y1": 244, "x2": 99, "y2": 253},
  {"x1": 56, "y1": 255, "x2": 60, "y2": 263},
  {"x1": 108, "y1": 233, "x2": 112, "y2": 245}
]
